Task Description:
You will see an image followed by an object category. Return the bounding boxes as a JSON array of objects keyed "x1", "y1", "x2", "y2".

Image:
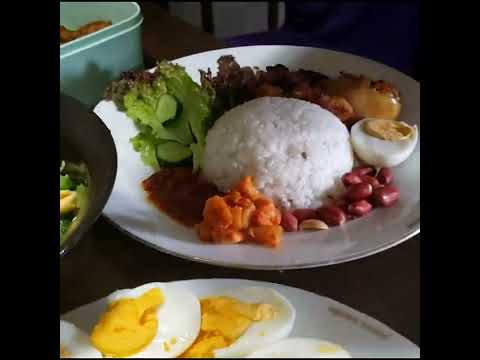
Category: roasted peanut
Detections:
[
  {"x1": 347, "y1": 200, "x2": 373, "y2": 217},
  {"x1": 377, "y1": 167, "x2": 394, "y2": 185},
  {"x1": 345, "y1": 183, "x2": 373, "y2": 201},
  {"x1": 292, "y1": 208, "x2": 318, "y2": 222},
  {"x1": 359, "y1": 175, "x2": 382, "y2": 189},
  {"x1": 281, "y1": 212, "x2": 298, "y2": 232},
  {"x1": 329, "y1": 198, "x2": 349, "y2": 212},
  {"x1": 317, "y1": 205, "x2": 347, "y2": 226},
  {"x1": 299, "y1": 219, "x2": 329, "y2": 230},
  {"x1": 342, "y1": 172, "x2": 363, "y2": 187},
  {"x1": 372, "y1": 186, "x2": 400, "y2": 207},
  {"x1": 352, "y1": 165, "x2": 376, "y2": 177}
]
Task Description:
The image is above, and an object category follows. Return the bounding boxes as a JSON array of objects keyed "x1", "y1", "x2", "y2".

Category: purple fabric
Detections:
[{"x1": 225, "y1": 2, "x2": 420, "y2": 79}]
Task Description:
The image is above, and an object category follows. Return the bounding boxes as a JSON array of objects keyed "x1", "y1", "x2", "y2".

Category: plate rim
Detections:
[
  {"x1": 96, "y1": 45, "x2": 420, "y2": 270},
  {"x1": 103, "y1": 213, "x2": 419, "y2": 270}
]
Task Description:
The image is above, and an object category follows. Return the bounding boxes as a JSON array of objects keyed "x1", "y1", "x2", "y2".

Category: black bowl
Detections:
[{"x1": 60, "y1": 93, "x2": 117, "y2": 256}]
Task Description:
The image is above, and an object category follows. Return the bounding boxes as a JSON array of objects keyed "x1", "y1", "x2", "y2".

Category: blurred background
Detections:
[
  {"x1": 154, "y1": 1, "x2": 420, "y2": 80},
  {"x1": 60, "y1": 1, "x2": 419, "y2": 108},
  {"x1": 164, "y1": 2, "x2": 285, "y2": 38}
]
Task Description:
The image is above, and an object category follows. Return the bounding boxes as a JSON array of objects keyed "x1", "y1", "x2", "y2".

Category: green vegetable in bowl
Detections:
[
  {"x1": 60, "y1": 174, "x2": 74, "y2": 190},
  {"x1": 105, "y1": 61, "x2": 215, "y2": 171},
  {"x1": 60, "y1": 161, "x2": 89, "y2": 245},
  {"x1": 60, "y1": 219, "x2": 72, "y2": 240}
]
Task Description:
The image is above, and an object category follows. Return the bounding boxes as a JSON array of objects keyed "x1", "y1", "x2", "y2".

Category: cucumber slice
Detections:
[
  {"x1": 156, "y1": 141, "x2": 192, "y2": 163},
  {"x1": 156, "y1": 94, "x2": 177, "y2": 123}
]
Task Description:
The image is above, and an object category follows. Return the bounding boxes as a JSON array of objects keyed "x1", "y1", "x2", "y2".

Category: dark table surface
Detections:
[{"x1": 60, "y1": 2, "x2": 420, "y2": 347}]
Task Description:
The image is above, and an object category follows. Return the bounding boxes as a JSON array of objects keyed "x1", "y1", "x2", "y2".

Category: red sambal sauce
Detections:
[{"x1": 142, "y1": 167, "x2": 221, "y2": 227}]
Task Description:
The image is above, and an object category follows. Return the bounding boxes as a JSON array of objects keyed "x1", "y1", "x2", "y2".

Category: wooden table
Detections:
[{"x1": 60, "y1": 2, "x2": 420, "y2": 346}]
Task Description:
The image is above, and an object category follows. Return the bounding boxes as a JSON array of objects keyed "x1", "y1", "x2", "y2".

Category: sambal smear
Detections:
[
  {"x1": 142, "y1": 170, "x2": 285, "y2": 248},
  {"x1": 142, "y1": 168, "x2": 220, "y2": 227}
]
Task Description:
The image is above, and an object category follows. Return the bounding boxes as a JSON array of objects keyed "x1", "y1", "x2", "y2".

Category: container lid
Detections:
[
  {"x1": 60, "y1": 18, "x2": 143, "y2": 61},
  {"x1": 60, "y1": 2, "x2": 141, "y2": 57}
]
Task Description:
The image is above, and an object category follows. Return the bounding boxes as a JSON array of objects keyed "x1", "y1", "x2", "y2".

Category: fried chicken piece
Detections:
[
  {"x1": 60, "y1": 25, "x2": 77, "y2": 44},
  {"x1": 60, "y1": 20, "x2": 111, "y2": 45},
  {"x1": 314, "y1": 94, "x2": 356, "y2": 124},
  {"x1": 255, "y1": 83, "x2": 284, "y2": 98},
  {"x1": 77, "y1": 20, "x2": 112, "y2": 37}
]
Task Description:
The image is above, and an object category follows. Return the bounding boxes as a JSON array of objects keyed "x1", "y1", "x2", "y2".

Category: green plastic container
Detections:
[{"x1": 60, "y1": 2, "x2": 144, "y2": 108}]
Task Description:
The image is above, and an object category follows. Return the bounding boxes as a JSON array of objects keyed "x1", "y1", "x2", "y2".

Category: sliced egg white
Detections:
[
  {"x1": 60, "y1": 320, "x2": 101, "y2": 358},
  {"x1": 105, "y1": 282, "x2": 201, "y2": 358},
  {"x1": 246, "y1": 338, "x2": 351, "y2": 358},
  {"x1": 212, "y1": 286, "x2": 296, "y2": 358},
  {"x1": 351, "y1": 118, "x2": 418, "y2": 167}
]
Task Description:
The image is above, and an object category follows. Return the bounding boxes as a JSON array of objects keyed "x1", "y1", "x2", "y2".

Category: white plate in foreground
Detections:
[
  {"x1": 62, "y1": 278, "x2": 419, "y2": 358},
  {"x1": 94, "y1": 45, "x2": 420, "y2": 269}
]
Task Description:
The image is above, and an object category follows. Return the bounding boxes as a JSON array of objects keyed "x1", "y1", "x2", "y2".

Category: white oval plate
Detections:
[
  {"x1": 94, "y1": 45, "x2": 420, "y2": 270},
  {"x1": 61, "y1": 278, "x2": 419, "y2": 358}
]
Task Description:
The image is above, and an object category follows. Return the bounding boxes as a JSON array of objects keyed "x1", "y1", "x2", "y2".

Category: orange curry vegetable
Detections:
[{"x1": 195, "y1": 176, "x2": 283, "y2": 248}]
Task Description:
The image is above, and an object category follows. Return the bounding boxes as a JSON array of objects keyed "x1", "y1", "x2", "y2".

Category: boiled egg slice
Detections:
[
  {"x1": 90, "y1": 282, "x2": 201, "y2": 358},
  {"x1": 246, "y1": 338, "x2": 351, "y2": 358},
  {"x1": 60, "y1": 320, "x2": 101, "y2": 358},
  {"x1": 182, "y1": 286, "x2": 295, "y2": 358},
  {"x1": 350, "y1": 118, "x2": 418, "y2": 167}
]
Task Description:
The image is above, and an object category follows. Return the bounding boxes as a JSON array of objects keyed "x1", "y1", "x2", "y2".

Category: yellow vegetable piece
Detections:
[
  {"x1": 60, "y1": 190, "x2": 72, "y2": 199},
  {"x1": 60, "y1": 190, "x2": 77, "y2": 215}
]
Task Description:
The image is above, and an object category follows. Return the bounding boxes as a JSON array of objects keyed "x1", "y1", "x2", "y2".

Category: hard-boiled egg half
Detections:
[
  {"x1": 60, "y1": 320, "x2": 101, "y2": 358},
  {"x1": 351, "y1": 118, "x2": 418, "y2": 167},
  {"x1": 246, "y1": 338, "x2": 351, "y2": 358},
  {"x1": 89, "y1": 282, "x2": 201, "y2": 358},
  {"x1": 182, "y1": 286, "x2": 295, "y2": 358}
]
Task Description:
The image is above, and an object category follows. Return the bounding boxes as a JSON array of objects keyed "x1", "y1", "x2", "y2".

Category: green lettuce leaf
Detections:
[
  {"x1": 130, "y1": 131, "x2": 161, "y2": 170},
  {"x1": 189, "y1": 142, "x2": 204, "y2": 173},
  {"x1": 124, "y1": 80, "x2": 181, "y2": 142},
  {"x1": 106, "y1": 60, "x2": 216, "y2": 170},
  {"x1": 157, "y1": 61, "x2": 214, "y2": 148}
]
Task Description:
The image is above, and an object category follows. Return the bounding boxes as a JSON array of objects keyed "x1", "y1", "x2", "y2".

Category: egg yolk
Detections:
[
  {"x1": 60, "y1": 345, "x2": 70, "y2": 358},
  {"x1": 318, "y1": 343, "x2": 341, "y2": 354},
  {"x1": 363, "y1": 118, "x2": 414, "y2": 141},
  {"x1": 90, "y1": 288, "x2": 163, "y2": 358},
  {"x1": 181, "y1": 296, "x2": 277, "y2": 358}
]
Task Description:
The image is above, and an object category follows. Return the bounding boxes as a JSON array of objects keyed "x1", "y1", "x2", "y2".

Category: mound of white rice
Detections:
[{"x1": 202, "y1": 97, "x2": 354, "y2": 210}]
